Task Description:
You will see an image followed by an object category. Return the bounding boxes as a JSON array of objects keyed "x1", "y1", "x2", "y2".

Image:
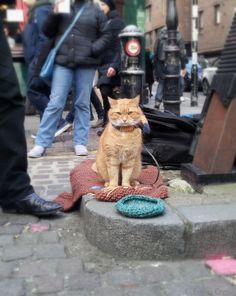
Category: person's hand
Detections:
[
  {"x1": 181, "y1": 68, "x2": 187, "y2": 77},
  {"x1": 107, "y1": 67, "x2": 116, "y2": 77}
]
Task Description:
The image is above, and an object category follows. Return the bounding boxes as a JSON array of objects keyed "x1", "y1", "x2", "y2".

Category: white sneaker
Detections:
[
  {"x1": 75, "y1": 145, "x2": 88, "y2": 156},
  {"x1": 28, "y1": 145, "x2": 45, "y2": 158}
]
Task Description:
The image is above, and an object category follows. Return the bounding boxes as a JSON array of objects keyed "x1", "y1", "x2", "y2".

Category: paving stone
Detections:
[
  {"x1": 64, "y1": 273, "x2": 101, "y2": 290},
  {"x1": 124, "y1": 286, "x2": 165, "y2": 296},
  {"x1": 16, "y1": 260, "x2": 58, "y2": 277},
  {"x1": 58, "y1": 290, "x2": 90, "y2": 296},
  {"x1": 33, "y1": 244, "x2": 67, "y2": 259},
  {"x1": 33, "y1": 174, "x2": 51, "y2": 179},
  {"x1": 134, "y1": 265, "x2": 175, "y2": 284},
  {"x1": 34, "y1": 181, "x2": 54, "y2": 185},
  {"x1": 91, "y1": 287, "x2": 126, "y2": 296},
  {"x1": 0, "y1": 262, "x2": 15, "y2": 279},
  {"x1": 2, "y1": 245, "x2": 33, "y2": 261},
  {"x1": 0, "y1": 235, "x2": 14, "y2": 246},
  {"x1": 162, "y1": 277, "x2": 236, "y2": 296},
  {"x1": 26, "y1": 275, "x2": 64, "y2": 294},
  {"x1": 57, "y1": 258, "x2": 83, "y2": 274},
  {"x1": 0, "y1": 279, "x2": 25, "y2": 296},
  {"x1": 0, "y1": 224, "x2": 24, "y2": 235},
  {"x1": 14, "y1": 232, "x2": 41, "y2": 245},
  {"x1": 0, "y1": 215, "x2": 8, "y2": 225},
  {"x1": 7, "y1": 214, "x2": 39, "y2": 225},
  {"x1": 39, "y1": 231, "x2": 59, "y2": 244},
  {"x1": 163, "y1": 260, "x2": 214, "y2": 282},
  {"x1": 103, "y1": 269, "x2": 141, "y2": 288}
]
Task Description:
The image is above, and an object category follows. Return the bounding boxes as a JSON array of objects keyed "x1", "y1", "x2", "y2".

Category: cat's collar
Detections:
[{"x1": 112, "y1": 124, "x2": 140, "y2": 132}]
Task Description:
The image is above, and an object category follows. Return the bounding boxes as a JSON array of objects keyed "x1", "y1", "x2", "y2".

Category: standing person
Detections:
[
  {"x1": 28, "y1": 0, "x2": 111, "y2": 158},
  {"x1": 154, "y1": 26, "x2": 187, "y2": 109},
  {"x1": 0, "y1": 16, "x2": 62, "y2": 216},
  {"x1": 22, "y1": 0, "x2": 52, "y2": 120},
  {"x1": 145, "y1": 48, "x2": 154, "y2": 98},
  {"x1": 23, "y1": 0, "x2": 74, "y2": 137},
  {"x1": 97, "y1": 0, "x2": 125, "y2": 125}
]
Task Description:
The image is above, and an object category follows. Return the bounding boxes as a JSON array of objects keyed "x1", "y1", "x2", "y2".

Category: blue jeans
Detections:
[{"x1": 35, "y1": 65, "x2": 95, "y2": 147}]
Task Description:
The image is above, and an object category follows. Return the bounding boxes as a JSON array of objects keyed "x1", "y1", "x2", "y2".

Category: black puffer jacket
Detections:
[
  {"x1": 42, "y1": 1, "x2": 111, "y2": 68},
  {"x1": 97, "y1": 10, "x2": 125, "y2": 87}
]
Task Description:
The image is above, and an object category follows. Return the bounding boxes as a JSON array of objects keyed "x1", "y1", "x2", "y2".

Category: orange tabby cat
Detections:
[{"x1": 95, "y1": 96, "x2": 144, "y2": 188}]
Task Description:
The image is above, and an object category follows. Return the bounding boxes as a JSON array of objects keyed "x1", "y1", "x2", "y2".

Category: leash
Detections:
[{"x1": 142, "y1": 145, "x2": 161, "y2": 186}]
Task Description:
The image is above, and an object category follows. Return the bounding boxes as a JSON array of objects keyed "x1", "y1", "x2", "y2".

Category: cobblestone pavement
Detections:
[
  {"x1": 0, "y1": 92, "x2": 235, "y2": 295},
  {"x1": 1, "y1": 207, "x2": 236, "y2": 296}
]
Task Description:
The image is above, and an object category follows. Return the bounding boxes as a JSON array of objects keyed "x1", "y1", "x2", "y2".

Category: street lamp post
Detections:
[
  {"x1": 191, "y1": 0, "x2": 199, "y2": 106},
  {"x1": 163, "y1": 0, "x2": 181, "y2": 116}
]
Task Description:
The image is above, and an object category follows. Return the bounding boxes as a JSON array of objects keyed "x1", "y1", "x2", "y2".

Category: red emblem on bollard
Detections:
[{"x1": 125, "y1": 39, "x2": 141, "y2": 57}]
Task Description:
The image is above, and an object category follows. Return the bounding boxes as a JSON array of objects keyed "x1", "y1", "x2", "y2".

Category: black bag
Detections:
[{"x1": 142, "y1": 107, "x2": 198, "y2": 168}]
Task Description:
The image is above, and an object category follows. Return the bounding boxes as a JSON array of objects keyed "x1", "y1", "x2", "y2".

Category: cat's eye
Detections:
[
  {"x1": 128, "y1": 112, "x2": 133, "y2": 115},
  {"x1": 116, "y1": 112, "x2": 122, "y2": 115}
]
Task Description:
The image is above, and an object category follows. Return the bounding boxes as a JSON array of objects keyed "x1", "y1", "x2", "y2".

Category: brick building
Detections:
[
  {"x1": 144, "y1": 0, "x2": 192, "y2": 53},
  {"x1": 143, "y1": 0, "x2": 236, "y2": 58},
  {"x1": 198, "y1": 0, "x2": 236, "y2": 57}
]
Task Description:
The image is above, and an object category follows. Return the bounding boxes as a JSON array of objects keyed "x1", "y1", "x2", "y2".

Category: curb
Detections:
[{"x1": 81, "y1": 196, "x2": 236, "y2": 260}]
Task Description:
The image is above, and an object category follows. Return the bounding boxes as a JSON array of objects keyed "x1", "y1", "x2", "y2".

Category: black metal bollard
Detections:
[
  {"x1": 163, "y1": 0, "x2": 181, "y2": 116},
  {"x1": 119, "y1": 25, "x2": 145, "y2": 102}
]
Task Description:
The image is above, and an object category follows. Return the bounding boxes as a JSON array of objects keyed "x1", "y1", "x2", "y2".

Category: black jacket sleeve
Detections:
[{"x1": 91, "y1": 9, "x2": 111, "y2": 56}]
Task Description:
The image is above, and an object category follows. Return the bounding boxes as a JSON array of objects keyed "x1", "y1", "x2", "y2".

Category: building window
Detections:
[
  {"x1": 214, "y1": 5, "x2": 221, "y2": 25},
  {"x1": 199, "y1": 11, "x2": 204, "y2": 30},
  {"x1": 145, "y1": 5, "x2": 151, "y2": 23},
  {"x1": 145, "y1": 32, "x2": 152, "y2": 49}
]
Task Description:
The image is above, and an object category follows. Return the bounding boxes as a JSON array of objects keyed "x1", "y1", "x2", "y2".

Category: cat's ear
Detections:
[
  {"x1": 133, "y1": 95, "x2": 140, "y2": 106},
  {"x1": 108, "y1": 97, "x2": 117, "y2": 106}
]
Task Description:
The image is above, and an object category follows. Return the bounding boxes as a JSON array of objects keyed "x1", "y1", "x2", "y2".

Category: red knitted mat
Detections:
[{"x1": 54, "y1": 159, "x2": 168, "y2": 211}]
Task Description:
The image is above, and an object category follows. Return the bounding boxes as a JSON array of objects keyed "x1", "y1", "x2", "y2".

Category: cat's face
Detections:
[{"x1": 108, "y1": 96, "x2": 141, "y2": 127}]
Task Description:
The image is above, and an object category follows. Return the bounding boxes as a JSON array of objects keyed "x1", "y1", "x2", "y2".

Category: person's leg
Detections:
[
  {"x1": 0, "y1": 100, "x2": 34, "y2": 207},
  {"x1": 27, "y1": 61, "x2": 50, "y2": 119},
  {"x1": 34, "y1": 65, "x2": 73, "y2": 148},
  {"x1": 90, "y1": 104, "x2": 94, "y2": 121},
  {"x1": 73, "y1": 67, "x2": 95, "y2": 150},
  {"x1": 0, "y1": 20, "x2": 62, "y2": 215},
  {"x1": 99, "y1": 84, "x2": 113, "y2": 124},
  {"x1": 179, "y1": 75, "x2": 184, "y2": 97},
  {"x1": 155, "y1": 78, "x2": 164, "y2": 108},
  {"x1": 91, "y1": 88, "x2": 104, "y2": 119}
]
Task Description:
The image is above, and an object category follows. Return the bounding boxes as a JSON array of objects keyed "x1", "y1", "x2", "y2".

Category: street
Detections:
[{"x1": 0, "y1": 90, "x2": 235, "y2": 295}]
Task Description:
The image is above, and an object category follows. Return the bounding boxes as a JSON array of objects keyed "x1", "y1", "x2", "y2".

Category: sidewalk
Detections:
[{"x1": 0, "y1": 91, "x2": 235, "y2": 295}]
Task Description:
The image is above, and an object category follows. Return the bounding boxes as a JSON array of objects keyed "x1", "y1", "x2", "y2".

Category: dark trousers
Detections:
[
  {"x1": 27, "y1": 60, "x2": 51, "y2": 120},
  {"x1": 99, "y1": 84, "x2": 114, "y2": 124},
  {"x1": 0, "y1": 19, "x2": 34, "y2": 207},
  {"x1": 90, "y1": 88, "x2": 104, "y2": 120}
]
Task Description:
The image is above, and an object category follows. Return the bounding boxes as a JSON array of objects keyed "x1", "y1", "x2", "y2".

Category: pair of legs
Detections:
[
  {"x1": 0, "y1": 19, "x2": 61, "y2": 215},
  {"x1": 27, "y1": 60, "x2": 75, "y2": 127},
  {"x1": 155, "y1": 76, "x2": 185, "y2": 107},
  {"x1": 34, "y1": 64, "x2": 95, "y2": 150}
]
